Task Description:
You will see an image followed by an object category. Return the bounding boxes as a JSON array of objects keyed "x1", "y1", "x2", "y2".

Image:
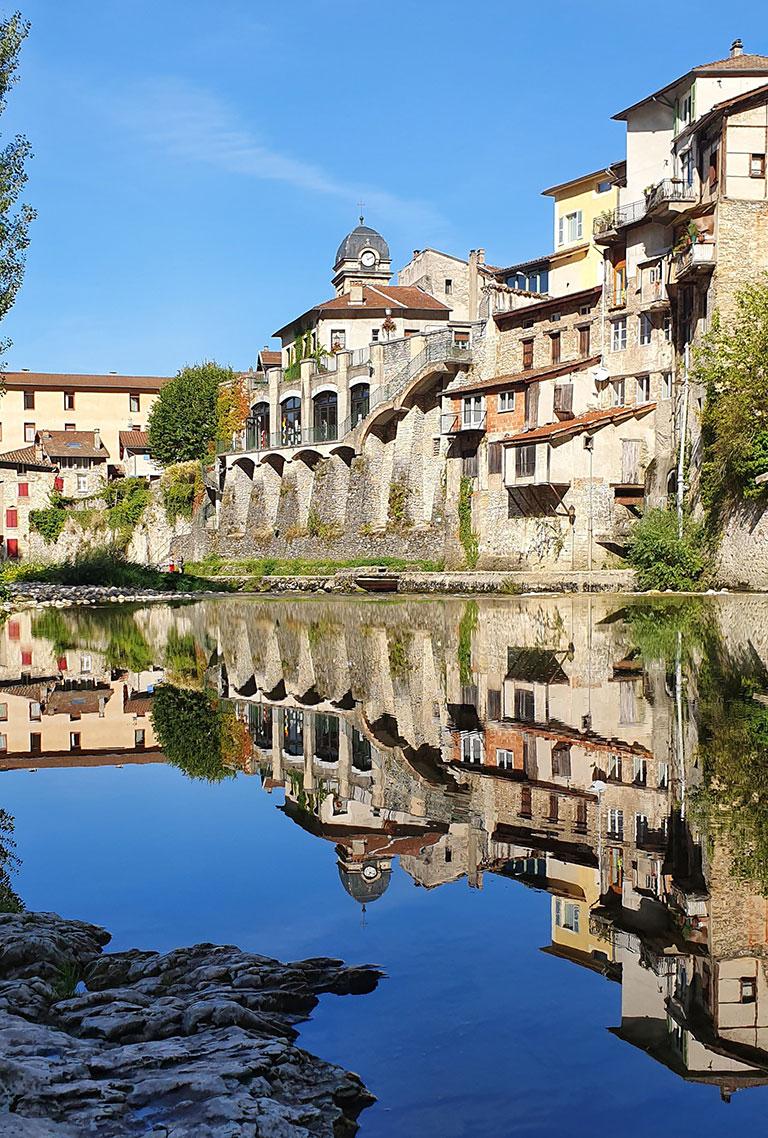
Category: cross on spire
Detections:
[{"x1": 357, "y1": 200, "x2": 365, "y2": 225}]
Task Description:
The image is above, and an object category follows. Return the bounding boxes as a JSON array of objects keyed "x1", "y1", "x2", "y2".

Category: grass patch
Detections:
[
  {"x1": 186, "y1": 555, "x2": 445, "y2": 577},
  {"x1": 0, "y1": 550, "x2": 230, "y2": 592}
]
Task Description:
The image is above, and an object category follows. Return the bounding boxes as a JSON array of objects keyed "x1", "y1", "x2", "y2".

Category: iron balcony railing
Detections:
[
  {"x1": 645, "y1": 179, "x2": 697, "y2": 212},
  {"x1": 593, "y1": 197, "x2": 647, "y2": 237}
]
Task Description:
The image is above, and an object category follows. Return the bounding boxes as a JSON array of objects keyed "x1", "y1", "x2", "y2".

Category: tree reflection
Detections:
[{"x1": 0, "y1": 808, "x2": 23, "y2": 913}]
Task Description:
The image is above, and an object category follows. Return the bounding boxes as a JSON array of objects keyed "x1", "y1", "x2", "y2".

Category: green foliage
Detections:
[
  {"x1": 164, "y1": 628, "x2": 206, "y2": 686},
  {"x1": 31, "y1": 607, "x2": 75, "y2": 655},
  {"x1": 623, "y1": 598, "x2": 715, "y2": 668},
  {"x1": 458, "y1": 600, "x2": 478, "y2": 687},
  {"x1": 0, "y1": 12, "x2": 35, "y2": 364},
  {"x1": 52, "y1": 960, "x2": 84, "y2": 1000},
  {"x1": 3, "y1": 549, "x2": 228, "y2": 592},
  {"x1": 0, "y1": 808, "x2": 23, "y2": 913},
  {"x1": 627, "y1": 507, "x2": 707, "y2": 591},
  {"x1": 150, "y1": 684, "x2": 237, "y2": 782},
  {"x1": 306, "y1": 509, "x2": 340, "y2": 541},
  {"x1": 185, "y1": 554, "x2": 444, "y2": 576},
  {"x1": 148, "y1": 362, "x2": 235, "y2": 465},
  {"x1": 458, "y1": 476, "x2": 479, "y2": 568},
  {"x1": 284, "y1": 330, "x2": 328, "y2": 381},
  {"x1": 29, "y1": 492, "x2": 67, "y2": 544},
  {"x1": 387, "y1": 476, "x2": 411, "y2": 531},
  {"x1": 387, "y1": 632, "x2": 412, "y2": 681},
  {"x1": 695, "y1": 279, "x2": 768, "y2": 523},
  {"x1": 161, "y1": 462, "x2": 203, "y2": 524},
  {"x1": 102, "y1": 477, "x2": 150, "y2": 541}
]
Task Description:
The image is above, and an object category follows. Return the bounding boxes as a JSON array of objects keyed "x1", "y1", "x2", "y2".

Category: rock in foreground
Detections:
[{"x1": 0, "y1": 911, "x2": 381, "y2": 1136}]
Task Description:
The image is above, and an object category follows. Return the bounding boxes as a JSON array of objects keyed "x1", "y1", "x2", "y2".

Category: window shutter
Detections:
[
  {"x1": 558, "y1": 216, "x2": 564, "y2": 246},
  {"x1": 576, "y1": 210, "x2": 583, "y2": 239}
]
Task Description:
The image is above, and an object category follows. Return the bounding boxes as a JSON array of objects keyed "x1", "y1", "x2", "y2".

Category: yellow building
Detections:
[
  {"x1": 541, "y1": 162, "x2": 625, "y2": 295},
  {"x1": 0, "y1": 371, "x2": 171, "y2": 464}
]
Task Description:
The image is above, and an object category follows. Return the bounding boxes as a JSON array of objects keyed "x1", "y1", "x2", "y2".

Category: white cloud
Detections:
[{"x1": 119, "y1": 78, "x2": 445, "y2": 231}]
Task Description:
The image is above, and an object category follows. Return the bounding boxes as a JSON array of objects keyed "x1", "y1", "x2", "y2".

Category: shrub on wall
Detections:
[
  {"x1": 29, "y1": 492, "x2": 67, "y2": 544},
  {"x1": 387, "y1": 476, "x2": 411, "y2": 531},
  {"x1": 458, "y1": 477, "x2": 479, "y2": 568},
  {"x1": 627, "y1": 507, "x2": 707, "y2": 591},
  {"x1": 161, "y1": 461, "x2": 204, "y2": 524}
]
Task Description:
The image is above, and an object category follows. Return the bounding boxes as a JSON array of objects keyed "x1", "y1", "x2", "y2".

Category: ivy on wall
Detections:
[{"x1": 458, "y1": 477, "x2": 479, "y2": 568}]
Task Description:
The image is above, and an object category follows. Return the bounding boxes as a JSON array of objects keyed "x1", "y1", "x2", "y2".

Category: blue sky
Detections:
[{"x1": 2, "y1": 0, "x2": 766, "y2": 375}]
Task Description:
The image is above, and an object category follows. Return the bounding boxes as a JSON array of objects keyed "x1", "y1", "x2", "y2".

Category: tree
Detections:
[
  {"x1": 0, "y1": 12, "x2": 35, "y2": 361},
  {"x1": 626, "y1": 506, "x2": 707, "y2": 591},
  {"x1": 695, "y1": 277, "x2": 768, "y2": 521},
  {"x1": 216, "y1": 374, "x2": 249, "y2": 442},
  {"x1": 0, "y1": 808, "x2": 23, "y2": 913},
  {"x1": 150, "y1": 683, "x2": 246, "y2": 782},
  {"x1": 147, "y1": 361, "x2": 235, "y2": 465}
]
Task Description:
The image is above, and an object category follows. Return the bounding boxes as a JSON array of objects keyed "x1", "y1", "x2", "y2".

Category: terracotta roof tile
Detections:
[
  {"x1": 494, "y1": 286, "x2": 601, "y2": 324},
  {"x1": 501, "y1": 402, "x2": 656, "y2": 446},
  {"x1": 445, "y1": 356, "x2": 601, "y2": 397},
  {"x1": 119, "y1": 430, "x2": 149, "y2": 451},
  {"x1": 258, "y1": 350, "x2": 282, "y2": 368},
  {"x1": 39, "y1": 430, "x2": 110, "y2": 460},
  {"x1": 274, "y1": 284, "x2": 450, "y2": 336},
  {"x1": 1, "y1": 371, "x2": 170, "y2": 392},
  {"x1": 0, "y1": 445, "x2": 57, "y2": 470}
]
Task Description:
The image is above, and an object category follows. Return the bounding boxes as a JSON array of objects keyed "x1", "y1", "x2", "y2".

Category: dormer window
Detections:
[{"x1": 679, "y1": 88, "x2": 693, "y2": 129}]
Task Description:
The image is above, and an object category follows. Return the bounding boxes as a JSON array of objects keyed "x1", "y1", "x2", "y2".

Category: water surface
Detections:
[{"x1": 2, "y1": 593, "x2": 768, "y2": 1136}]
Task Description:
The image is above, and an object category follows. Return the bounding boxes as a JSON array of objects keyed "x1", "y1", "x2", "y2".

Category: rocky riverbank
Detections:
[{"x1": 0, "y1": 911, "x2": 381, "y2": 1136}]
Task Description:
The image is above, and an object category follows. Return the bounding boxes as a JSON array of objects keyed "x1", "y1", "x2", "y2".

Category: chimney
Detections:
[
  {"x1": 93, "y1": 428, "x2": 101, "y2": 449},
  {"x1": 350, "y1": 281, "x2": 364, "y2": 305},
  {"x1": 731, "y1": 38, "x2": 743, "y2": 57},
  {"x1": 413, "y1": 249, "x2": 420, "y2": 259},
  {"x1": 476, "y1": 249, "x2": 486, "y2": 266}
]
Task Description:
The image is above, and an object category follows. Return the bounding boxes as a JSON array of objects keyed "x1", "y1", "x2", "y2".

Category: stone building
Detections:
[{"x1": 0, "y1": 443, "x2": 58, "y2": 560}]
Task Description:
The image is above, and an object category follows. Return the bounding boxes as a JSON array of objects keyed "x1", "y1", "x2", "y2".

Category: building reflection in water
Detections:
[{"x1": 6, "y1": 593, "x2": 768, "y2": 1100}]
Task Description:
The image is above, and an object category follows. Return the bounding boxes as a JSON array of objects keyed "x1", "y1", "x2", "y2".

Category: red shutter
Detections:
[
  {"x1": 57, "y1": 655, "x2": 68, "y2": 672},
  {"x1": 21, "y1": 650, "x2": 32, "y2": 666},
  {"x1": 6, "y1": 509, "x2": 17, "y2": 529},
  {"x1": 6, "y1": 539, "x2": 18, "y2": 559},
  {"x1": 54, "y1": 476, "x2": 64, "y2": 492},
  {"x1": 8, "y1": 621, "x2": 20, "y2": 640},
  {"x1": 17, "y1": 483, "x2": 28, "y2": 497}
]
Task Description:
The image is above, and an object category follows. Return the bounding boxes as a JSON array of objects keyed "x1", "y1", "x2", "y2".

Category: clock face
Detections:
[{"x1": 360, "y1": 250, "x2": 376, "y2": 268}]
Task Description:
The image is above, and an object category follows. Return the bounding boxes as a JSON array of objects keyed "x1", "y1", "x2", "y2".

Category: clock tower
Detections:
[{"x1": 331, "y1": 217, "x2": 392, "y2": 295}]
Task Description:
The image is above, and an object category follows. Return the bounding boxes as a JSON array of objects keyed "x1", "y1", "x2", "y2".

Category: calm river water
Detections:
[{"x1": 2, "y1": 592, "x2": 768, "y2": 1136}]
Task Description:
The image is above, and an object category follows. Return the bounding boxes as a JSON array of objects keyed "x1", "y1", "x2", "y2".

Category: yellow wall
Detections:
[
  {"x1": 546, "y1": 174, "x2": 619, "y2": 295},
  {"x1": 1, "y1": 387, "x2": 160, "y2": 463}
]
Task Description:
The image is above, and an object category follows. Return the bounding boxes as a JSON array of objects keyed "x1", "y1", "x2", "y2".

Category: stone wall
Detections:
[{"x1": 714, "y1": 500, "x2": 768, "y2": 589}]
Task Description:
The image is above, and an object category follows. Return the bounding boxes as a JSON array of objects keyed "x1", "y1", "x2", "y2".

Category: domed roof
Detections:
[
  {"x1": 334, "y1": 221, "x2": 390, "y2": 269},
  {"x1": 337, "y1": 860, "x2": 392, "y2": 905}
]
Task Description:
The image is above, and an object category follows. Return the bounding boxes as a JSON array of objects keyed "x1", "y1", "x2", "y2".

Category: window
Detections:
[
  {"x1": 445, "y1": 278, "x2": 453, "y2": 295},
  {"x1": 549, "y1": 311, "x2": 561, "y2": 323},
  {"x1": 0, "y1": 733, "x2": 6, "y2": 752},
  {"x1": 524, "y1": 383, "x2": 539, "y2": 428},
  {"x1": 29, "y1": 732, "x2": 41, "y2": 754},
  {"x1": 635, "y1": 813, "x2": 648, "y2": 842},
  {"x1": 620, "y1": 676, "x2": 640, "y2": 720},
  {"x1": 515, "y1": 444, "x2": 536, "y2": 480},
  {"x1": 637, "y1": 374, "x2": 651, "y2": 402},
  {"x1": 24, "y1": 422, "x2": 35, "y2": 443},
  {"x1": 80, "y1": 653, "x2": 92, "y2": 674},
  {"x1": 498, "y1": 390, "x2": 515, "y2": 413},
  {"x1": 579, "y1": 325, "x2": 591, "y2": 357},
  {"x1": 679, "y1": 89, "x2": 693, "y2": 127},
  {"x1": 7, "y1": 621, "x2": 19, "y2": 640},
  {"x1": 550, "y1": 332, "x2": 561, "y2": 365},
  {"x1": 371, "y1": 328, "x2": 379, "y2": 342},
  {"x1": 523, "y1": 733, "x2": 537, "y2": 774},
  {"x1": 65, "y1": 423, "x2": 76, "y2": 431},
  {"x1": 709, "y1": 146, "x2": 719, "y2": 187},
  {"x1": 548, "y1": 794, "x2": 559, "y2": 822},
  {"x1": 522, "y1": 318, "x2": 534, "y2": 329},
  {"x1": 597, "y1": 179, "x2": 612, "y2": 193},
  {"x1": 612, "y1": 379, "x2": 626, "y2": 406},
  {"x1": 453, "y1": 329, "x2": 470, "y2": 347},
  {"x1": 551, "y1": 743, "x2": 571, "y2": 778},
  {"x1": 487, "y1": 689, "x2": 502, "y2": 720},
  {"x1": 607, "y1": 808, "x2": 624, "y2": 839},
  {"x1": 69, "y1": 731, "x2": 81, "y2": 751},
  {"x1": 611, "y1": 317, "x2": 627, "y2": 351},
  {"x1": 496, "y1": 748, "x2": 515, "y2": 770},
  {"x1": 663, "y1": 313, "x2": 673, "y2": 342},
  {"x1": 18, "y1": 482, "x2": 28, "y2": 498},
  {"x1": 0, "y1": 703, "x2": 6, "y2": 721},
  {"x1": 520, "y1": 785, "x2": 532, "y2": 817},
  {"x1": 404, "y1": 328, "x2": 419, "y2": 337},
  {"x1": 23, "y1": 391, "x2": 34, "y2": 410},
  {"x1": 462, "y1": 395, "x2": 484, "y2": 429},
  {"x1": 514, "y1": 687, "x2": 535, "y2": 722},
  {"x1": 350, "y1": 383, "x2": 370, "y2": 426},
  {"x1": 5, "y1": 508, "x2": 17, "y2": 529},
  {"x1": 681, "y1": 149, "x2": 694, "y2": 188},
  {"x1": 740, "y1": 977, "x2": 757, "y2": 1004},
  {"x1": 658, "y1": 761, "x2": 669, "y2": 789},
  {"x1": 135, "y1": 728, "x2": 146, "y2": 749},
  {"x1": 633, "y1": 756, "x2": 648, "y2": 786},
  {"x1": 558, "y1": 210, "x2": 583, "y2": 245},
  {"x1": 579, "y1": 304, "x2": 591, "y2": 316},
  {"x1": 330, "y1": 329, "x2": 346, "y2": 351},
  {"x1": 575, "y1": 799, "x2": 588, "y2": 831},
  {"x1": 21, "y1": 649, "x2": 32, "y2": 666},
  {"x1": 487, "y1": 442, "x2": 503, "y2": 475},
  {"x1": 639, "y1": 313, "x2": 653, "y2": 346},
  {"x1": 76, "y1": 473, "x2": 88, "y2": 495},
  {"x1": 29, "y1": 701, "x2": 41, "y2": 721},
  {"x1": 129, "y1": 393, "x2": 140, "y2": 413},
  {"x1": 662, "y1": 371, "x2": 673, "y2": 400},
  {"x1": 522, "y1": 339, "x2": 534, "y2": 370},
  {"x1": 461, "y1": 733, "x2": 483, "y2": 764},
  {"x1": 64, "y1": 391, "x2": 75, "y2": 410},
  {"x1": 555, "y1": 899, "x2": 581, "y2": 932},
  {"x1": 750, "y1": 153, "x2": 766, "y2": 178}
]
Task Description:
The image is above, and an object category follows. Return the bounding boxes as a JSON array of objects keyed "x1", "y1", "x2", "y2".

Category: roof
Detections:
[
  {"x1": 404, "y1": 247, "x2": 469, "y2": 266},
  {"x1": 613, "y1": 50, "x2": 768, "y2": 120},
  {"x1": 541, "y1": 161, "x2": 625, "y2": 197},
  {"x1": 493, "y1": 252, "x2": 553, "y2": 278},
  {"x1": 119, "y1": 430, "x2": 149, "y2": 451},
  {"x1": 501, "y1": 402, "x2": 656, "y2": 446},
  {"x1": 45, "y1": 686, "x2": 113, "y2": 716},
  {"x1": 39, "y1": 431, "x2": 110, "y2": 460},
  {"x1": 445, "y1": 356, "x2": 601, "y2": 397},
  {"x1": 334, "y1": 223, "x2": 390, "y2": 269},
  {"x1": 273, "y1": 284, "x2": 450, "y2": 337},
  {"x1": 257, "y1": 350, "x2": 282, "y2": 369},
  {"x1": 494, "y1": 286, "x2": 601, "y2": 325},
  {"x1": 506, "y1": 647, "x2": 569, "y2": 685},
  {"x1": 0, "y1": 445, "x2": 57, "y2": 471},
  {"x1": 688, "y1": 81, "x2": 768, "y2": 139},
  {"x1": 124, "y1": 691, "x2": 154, "y2": 715},
  {"x1": 1, "y1": 371, "x2": 170, "y2": 393}
]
